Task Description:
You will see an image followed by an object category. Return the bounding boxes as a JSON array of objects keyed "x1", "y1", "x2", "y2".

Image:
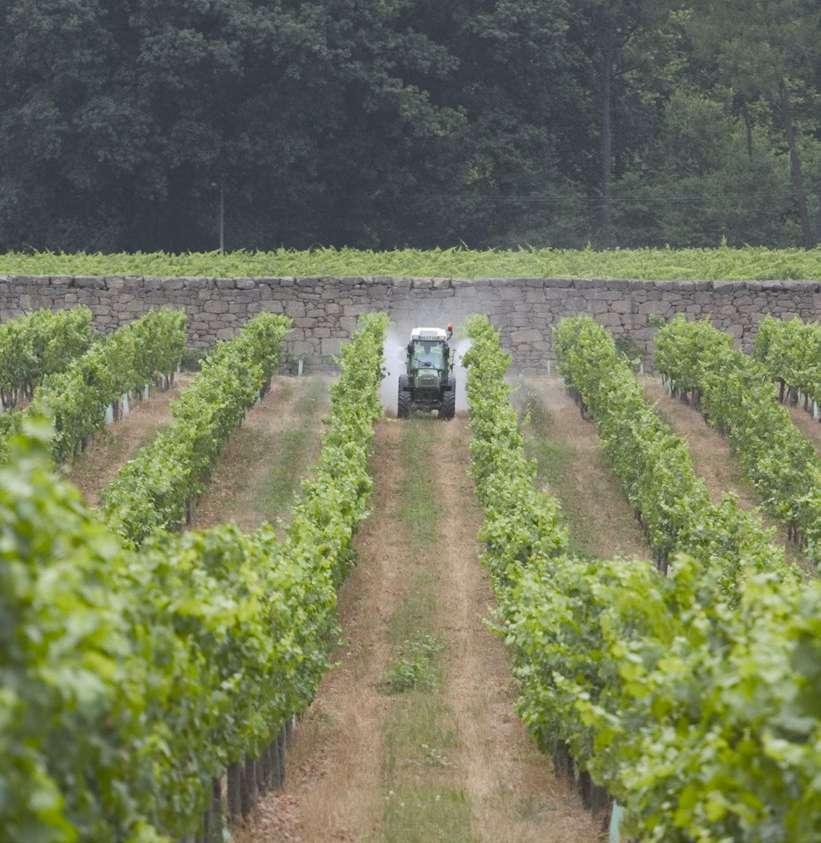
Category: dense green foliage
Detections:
[
  {"x1": 0, "y1": 2, "x2": 818, "y2": 251},
  {"x1": 655, "y1": 316, "x2": 821, "y2": 563},
  {"x1": 2, "y1": 246, "x2": 821, "y2": 280},
  {"x1": 102, "y1": 313, "x2": 291, "y2": 544},
  {"x1": 0, "y1": 307, "x2": 94, "y2": 408},
  {"x1": 553, "y1": 316, "x2": 790, "y2": 587},
  {"x1": 463, "y1": 315, "x2": 820, "y2": 841},
  {"x1": 754, "y1": 315, "x2": 821, "y2": 406},
  {"x1": 0, "y1": 309, "x2": 186, "y2": 464},
  {"x1": 0, "y1": 312, "x2": 387, "y2": 841}
]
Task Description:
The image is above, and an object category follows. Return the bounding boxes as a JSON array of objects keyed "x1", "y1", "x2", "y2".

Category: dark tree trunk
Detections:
[
  {"x1": 241, "y1": 756, "x2": 257, "y2": 818},
  {"x1": 208, "y1": 778, "x2": 223, "y2": 842},
  {"x1": 276, "y1": 726, "x2": 287, "y2": 788},
  {"x1": 599, "y1": 30, "x2": 615, "y2": 244},
  {"x1": 741, "y1": 100, "x2": 753, "y2": 159},
  {"x1": 227, "y1": 762, "x2": 242, "y2": 824},
  {"x1": 781, "y1": 81, "x2": 814, "y2": 247}
]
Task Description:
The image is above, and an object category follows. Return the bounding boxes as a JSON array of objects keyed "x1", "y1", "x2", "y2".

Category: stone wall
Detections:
[{"x1": 1, "y1": 275, "x2": 818, "y2": 371}]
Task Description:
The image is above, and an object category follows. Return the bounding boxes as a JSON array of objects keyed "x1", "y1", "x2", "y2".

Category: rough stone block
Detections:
[
  {"x1": 321, "y1": 337, "x2": 343, "y2": 357},
  {"x1": 598, "y1": 312, "x2": 624, "y2": 328},
  {"x1": 258, "y1": 300, "x2": 284, "y2": 313},
  {"x1": 511, "y1": 328, "x2": 543, "y2": 344}
]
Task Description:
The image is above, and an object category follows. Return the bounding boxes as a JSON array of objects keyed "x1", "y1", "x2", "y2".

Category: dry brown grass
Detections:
[
  {"x1": 522, "y1": 376, "x2": 651, "y2": 561},
  {"x1": 192, "y1": 376, "x2": 329, "y2": 532},
  {"x1": 642, "y1": 378, "x2": 759, "y2": 508},
  {"x1": 234, "y1": 422, "x2": 410, "y2": 842},
  {"x1": 236, "y1": 413, "x2": 602, "y2": 843},
  {"x1": 433, "y1": 420, "x2": 603, "y2": 843}
]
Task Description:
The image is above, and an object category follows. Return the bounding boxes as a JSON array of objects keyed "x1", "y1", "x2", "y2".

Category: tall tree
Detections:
[
  {"x1": 0, "y1": 0, "x2": 468, "y2": 250},
  {"x1": 689, "y1": 0, "x2": 820, "y2": 246},
  {"x1": 564, "y1": 0, "x2": 675, "y2": 243},
  {"x1": 0, "y1": 0, "x2": 817, "y2": 250}
]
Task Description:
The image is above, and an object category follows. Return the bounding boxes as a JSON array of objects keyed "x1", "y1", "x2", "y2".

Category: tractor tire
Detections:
[
  {"x1": 440, "y1": 387, "x2": 456, "y2": 420},
  {"x1": 398, "y1": 388, "x2": 412, "y2": 418}
]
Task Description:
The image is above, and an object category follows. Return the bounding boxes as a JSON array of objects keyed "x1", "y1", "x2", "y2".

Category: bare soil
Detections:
[
  {"x1": 236, "y1": 417, "x2": 601, "y2": 842},
  {"x1": 523, "y1": 377, "x2": 652, "y2": 561},
  {"x1": 67, "y1": 376, "x2": 191, "y2": 506},
  {"x1": 786, "y1": 404, "x2": 821, "y2": 455},
  {"x1": 233, "y1": 422, "x2": 408, "y2": 842},
  {"x1": 642, "y1": 379, "x2": 759, "y2": 509},
  {"x1": 434, "y1": 420, "x2": 602, "y2": 842},
  {"x1": 192, "y1": 376, "x2": 329, "y2": 532}
]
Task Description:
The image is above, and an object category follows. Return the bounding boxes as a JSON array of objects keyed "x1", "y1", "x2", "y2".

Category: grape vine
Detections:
[
  {"x1": 102, "y1": 313, "x2": 291, "y2": 544},
  {"x1": 463, "y1": 315, "x2": 820, "y2": 841},
  {"x1": 553, "y1": 315, "x2": 791, "y2": 588},
  {"x1": 1, "y1": 246, "x2": 820, "y2": 281},
  {"x1": 656, "y1": 316, "x2": 820, "y2": 564},
  {"x1": 0, "y1": 309, "x2": 186, "y2": 464},
  {"x1": 0, "y1": 306, "x2": 94, "y2": 408},
  {"x1": 754, "y1": 315, "x2": 820, "y2": 413},
  {"x1": 0, "y1": 312, "x2": 388, "y2": 841}
]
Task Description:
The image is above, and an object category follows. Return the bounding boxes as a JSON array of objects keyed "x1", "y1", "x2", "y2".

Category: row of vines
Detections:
[
  {"x1": 0, "y1": 308, "x2": 186, "y2": 464},
  {"x1": 101, "y1": 312, "x2": 291, "y2": 544},
  {"x1": 0, "y1": 312, "x2": 388, "y2": 841},
  {"x1": 554, "y1": 316, "x2": 793, "y2": 586},
  {"x1": 0, "y1": 306, "x2": 94, "y2": 408},
  {"x1": 463, "y1": 315, "x2": 819, "y2": 842},
  {"x1": 754, "y1": 315, "x2": 821, "y2": 413},
  {"x1": 2, "y1": 246, "x2": 821, "y2": 280},
  {"x1": 655, "y1": 316, "x2": 820, "y2": 563}
]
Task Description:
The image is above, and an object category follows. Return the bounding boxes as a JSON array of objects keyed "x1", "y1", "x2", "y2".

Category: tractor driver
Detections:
[{"x1": 413, "y1": 340, "x2": 447, "y2": 369}]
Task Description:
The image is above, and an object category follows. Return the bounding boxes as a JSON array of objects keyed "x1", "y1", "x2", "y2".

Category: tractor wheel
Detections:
[
  {"x1": 440, "y1": 387, "x2": 456, "y2": 420},
  {"x1": 398, "y1": 388, "x2": 412, "y2": 418}
]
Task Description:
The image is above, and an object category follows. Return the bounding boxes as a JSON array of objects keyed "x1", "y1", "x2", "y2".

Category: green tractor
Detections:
[{"x1": 398, "y1": 325, "x2": 456, "y2": 420}]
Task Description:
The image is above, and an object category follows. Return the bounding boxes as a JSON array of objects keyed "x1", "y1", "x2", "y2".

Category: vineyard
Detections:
[
  {"x1": 2, "y1": 245, "x2": 821, "y2": 280},
  {"x1": 0, "y1": 302, "x2": 819, "y2": 842}
]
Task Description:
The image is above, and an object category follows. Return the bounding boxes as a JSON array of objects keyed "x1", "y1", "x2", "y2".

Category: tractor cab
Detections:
[{"x1": 407, "y1": 326, "x2": 451, "y2": 371}]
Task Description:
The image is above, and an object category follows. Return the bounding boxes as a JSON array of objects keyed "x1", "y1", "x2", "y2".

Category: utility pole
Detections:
[{"x1": 219, "y1": 182, "x2": 225, "y2": 253}]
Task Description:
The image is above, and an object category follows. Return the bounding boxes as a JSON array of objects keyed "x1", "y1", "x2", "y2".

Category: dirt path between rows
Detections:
[
  {"x1": 642, "y1": 378, "x2": 759, "y2": 509},
  {"x1": 192, "y1": 376, "x2": 329, "y2": 532},
  {"x1": 234, "y1": 421, "x2": 407, "y2": 842},
  {"x1": 522, "y1": 377, "x2": 651, "y2": 561},
  {"x1": 235, "y1": 416, "x2": 600, "y2": 842},
  {"x1": 786, "y1": 404, "x2": 821, "y2": 455},
  {"x1": 435, "y1": 419, "x2": 602, "y2": 842},
  {"x1": 67, "y1": 375, "x2": 191, "y2": 506}
]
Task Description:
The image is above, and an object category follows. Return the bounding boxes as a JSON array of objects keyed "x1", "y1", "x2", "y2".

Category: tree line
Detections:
[{"x1": 1, "y1": 0, "x2": 818, "y2": 252}]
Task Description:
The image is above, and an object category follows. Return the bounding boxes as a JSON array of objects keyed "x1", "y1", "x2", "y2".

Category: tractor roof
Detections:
[{"x1": 410, "y1": 327, "x2": 448, "y2": 341}]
